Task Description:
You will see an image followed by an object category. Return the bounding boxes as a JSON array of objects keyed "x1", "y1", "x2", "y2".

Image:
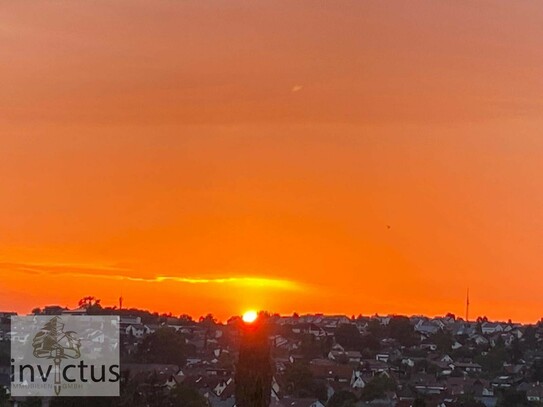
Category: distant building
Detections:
[{"x1": 43, "y1": 305, "x2": 67, "y2": 315}]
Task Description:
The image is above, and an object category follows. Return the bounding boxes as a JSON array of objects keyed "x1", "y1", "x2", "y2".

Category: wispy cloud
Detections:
[
  {"x1": 109, "y1": 275, "x2": 299, "y2": 290},
  {"x1": 0, "y1": 261, "x2": 129, "y2": 274},
  {"x1": 0, "y1": 261, "x2": 301, "y2": 291}
]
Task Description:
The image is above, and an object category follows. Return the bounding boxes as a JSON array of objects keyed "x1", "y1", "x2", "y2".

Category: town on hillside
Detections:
[{"x1": 2, "y1": 301, "x2": 543, "y2": 407}]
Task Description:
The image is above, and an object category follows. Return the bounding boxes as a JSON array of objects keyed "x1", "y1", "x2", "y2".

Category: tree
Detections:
[
  {"x1": 433, "y1": 329, "x2": 453, "y2": 352},
  {"x1": 475, "y1": 344, "x2": 507, "y2": 377},
  {"x1": 137, "y1": 327, "x2": 187, "y2": 366},
  {"x1": 360, "y1": 375, "x2": 396, "y2": 401},
  {"x1": 300, "y1": 334, "x2": 326, "y2": 360},
  {"x1": 497, "y1": 389, "x2": 529, "y2": 407},
  {"x1": 170, "y1": 384, "x2": 210, "y2": 407},
  {"x1": 77, "y1": 296, "x2": 103, "y2": 315},
  {"x1": 199, "y1": 314, "x2": 217, "y2": 350},
  {"x1": 327, "y1": 390, "x2": 356, "y2": 407},
  {"x1": 235, "y1": 319, "x2": 273, "y2": 407},
  {"x1": 368, "y1": 319, "x2": 384, "y2": 338},
  {"x1": 387, "y1": 316, "x2": 417, "y2": 347},
  {"x1": 78, "y1": 296, "x2": 101, "y2": 309},
  {"x1": 198, "y1": 313, "x2": 217, "y2": 327},
  {"x1": 523, "y1": 325, "x2": 537, "y2": 348},
  {"x1": 360, "y1": 332, "x2": 380, "y2": 351},
  {"x1": 314, "y1": 381, "x2": 328, "y2": 403},
  {"x1": 0, "y1": 387, "x2": 9, "y2": 407},
  {"x1": 413, "y1": 397, "x2": 427, "y2": 407},
  {"x1": 510, "y1": 337, "x2": 522, "y2": 363},
  {"x1": 178, "y1": 314, "x2": 194, "y2": 325},
  {"x1": 334, "y1": 324, "x2": 362, "y2": 350},
  {"x1": 530, "y1": 359, "x2": 543, "y2": 382},
  {"x1": 456, "y1": 394, "x2": 486, "y2": 407},
  {"x1": 0, "y1": 342, "x2": 9, "y2": 366},
  {"x1": 282, "y1": 361, "x2": 315, "y2": 398}
]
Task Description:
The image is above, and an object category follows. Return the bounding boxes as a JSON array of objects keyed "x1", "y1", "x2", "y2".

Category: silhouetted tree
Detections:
[
  {"x1": 475, "y1": 343, "x2": 507, "y2": 377},
  {"x1": 170, "y1": 383, "x2": 210, "y2": 406},
  {"x1": 523, "y1": 325, "x2": 537, "y2": 348},
  {"x1": 137, "y1": 327, "x2": 187, "y2": 366},
  {"x1": 328, "y1": 390, "x2": 356, "y2": 407},
  {"x1": 413, "y1": 397, "x2": 427, "y2": 407},
  {"x1": 387, "y1": 316, "x2": 417, "y2": 347},
  {"x1": 360, "y1": 332, "x2": 381, "y2": 351},
  {"x1": 360, "y1": 375, "x2": 396, "y2": 401},
  {"x1": 299, "y1": 333, "x2": 329, "y2": 360},
  {"x1": 0, "y1": 341, "x2": 9, "y2": 365},
  {"x1": 283, "y1": 361, "x2": 315, "y2": 397},
  {"x1": 178, "y1": 314, "x2": 194, "y2": 324},
  {"x1": 335, "y1": 324, "x2": 362, "y2": 350},
  {"x1": 198, "y1": 313, "x2": 217, "y2": 327},
  {"x1": 0, "y1": 387, "x2": 9, "y2": 407},
  {"x1": 368, "y1": 319, "x2": 384, "y2": 338},
  {"x1": 530, "y1": 359, "x2": 543, "y2": 382},
  {"x1": 78, "y1": 296, "x2": 101, "y2": 308},
  {"x1": 433, "y1": 329, "x2": 453, "y2": 352},
  {"x1": 497, "y1": 389, "x2": 529, "y2": 407},
  {"x1": 235, "y1": 318, "x2": 273, "y2": 407}
]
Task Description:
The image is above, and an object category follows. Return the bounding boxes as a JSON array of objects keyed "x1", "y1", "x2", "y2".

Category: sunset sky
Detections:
[{"x1": 1, "y1": 1, "x2": 543, "y2": 322}]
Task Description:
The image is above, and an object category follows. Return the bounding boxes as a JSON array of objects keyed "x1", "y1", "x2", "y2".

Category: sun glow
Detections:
[{"x1": 242, "y1": 310, "x2": 258, "y2": 323}]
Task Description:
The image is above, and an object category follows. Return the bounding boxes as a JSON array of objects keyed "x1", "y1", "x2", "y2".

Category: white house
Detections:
[
  {"x1": 351, "y1": 370, "x2": 366, "y2": 389},
  {"x1": 481, "y1": 323, "x2": 503, "y2": 335},
  {"x1": 126, "y1": 324, "x2": 145, "y2": 338}
]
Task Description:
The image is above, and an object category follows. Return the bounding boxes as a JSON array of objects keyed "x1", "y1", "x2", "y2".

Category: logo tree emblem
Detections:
[{"x1": 32, "y1": 316, "x2": 82, "y2": 395}]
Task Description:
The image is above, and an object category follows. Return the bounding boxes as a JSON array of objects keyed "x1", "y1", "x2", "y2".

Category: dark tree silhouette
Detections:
[
  {"x1": 235, "y1": 316, "x2": 273, "y2": 407},
  {"x1": 334, "y1": 324, "x2": 362, "y2": 350},
  {"x1": 0, "y1": 386, "x2": 9, "y2": 407},
  {"x1": 170, "y1": 384, "x2": 210, "y2": 407},
  {"x1": 360, "y1": 375, "x2": 396, "y2": 401},
  {"x1": 78, "y1": 296, "x2": 101, "y2": 309},
  {"x1": 283, "y1": 361, "x2": 315, "y2": 397},
  {"x1": 328, "y1": 390, "x2": 356, "y2": 407},
  {"x1": 497, "y1": 389, "x2": 529, "y2": 407},
  {"x1": 137, "y1": 327, "x2": 187, "y2": 366},
  {"x1": 413, "y1": 397, "x2": 427, "y2": 407},
  {"x1": 387, "y1": 316, "x2": 417, "y2": 347}
]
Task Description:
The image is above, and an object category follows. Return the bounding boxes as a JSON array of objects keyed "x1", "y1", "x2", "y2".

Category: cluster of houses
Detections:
[
  {"x1": 114, "y1": 313, "x2": 543, "y2": 407},
  {"x1": 267, "y1": 315, "x2": 543, "y2": 407},
  {"x1": 2, "y1": 309, "x2": 543, "y2": 407}
]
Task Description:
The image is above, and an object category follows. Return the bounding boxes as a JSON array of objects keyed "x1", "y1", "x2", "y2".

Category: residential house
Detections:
[{"x1": 481, "y1": 323, "x2": 503, "y2": 335}]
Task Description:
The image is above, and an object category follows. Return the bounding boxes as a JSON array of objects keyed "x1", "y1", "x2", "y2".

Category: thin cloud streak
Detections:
[{"x1": 0, "y1": 261, "x2": 302, "y2": 291}]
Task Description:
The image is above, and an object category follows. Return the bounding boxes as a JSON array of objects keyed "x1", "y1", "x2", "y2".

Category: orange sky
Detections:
[{"x1": 1, "y1": 1, "x2": 543, "y2": 322}]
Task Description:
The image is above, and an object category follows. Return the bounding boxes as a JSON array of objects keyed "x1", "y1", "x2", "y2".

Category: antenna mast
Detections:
[{"x1": 466, "y1": 288, "x2": 470, "y2": 322}]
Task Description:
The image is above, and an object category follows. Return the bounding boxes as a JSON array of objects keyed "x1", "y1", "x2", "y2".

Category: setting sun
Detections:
[{"x1": 242, "y1": 310, "x2": 258, "y2": 323}]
